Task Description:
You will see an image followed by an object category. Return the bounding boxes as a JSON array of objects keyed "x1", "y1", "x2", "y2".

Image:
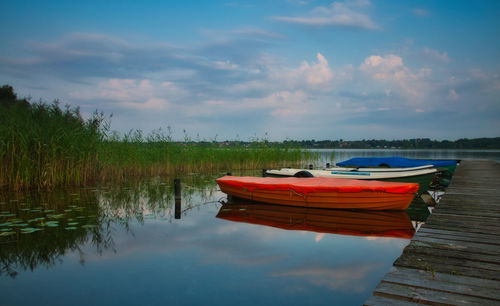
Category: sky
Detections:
[{"x1": 1, "y1": 0, "x2": 499, "y2": 141}]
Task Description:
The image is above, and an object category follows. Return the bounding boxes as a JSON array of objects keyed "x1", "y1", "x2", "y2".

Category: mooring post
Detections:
[
  {"x1": 174, "y1": 178, "x2": 181, "y2": 219},
  {"x1": 326, "y1": 163, "x2": 330, "y2": 168},
  {"x1": 309, "y1": 164, "x2": 313, "y2": 170},
  {"x1": 262, "y1": 169, "x2": 266, "y2": 177},
  {"x1": 226, "y1": 172, "x2": 232, "y2": 176}
]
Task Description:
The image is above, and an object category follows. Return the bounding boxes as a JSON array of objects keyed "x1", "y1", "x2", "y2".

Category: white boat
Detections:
[{"x1": 265, "y1": 167, "x2": 438, "y2": 194}]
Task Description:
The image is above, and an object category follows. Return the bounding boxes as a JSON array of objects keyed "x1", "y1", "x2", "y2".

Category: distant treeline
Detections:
[{"x1": 278, "y1": 138, "x2": 500, "y2": 149}]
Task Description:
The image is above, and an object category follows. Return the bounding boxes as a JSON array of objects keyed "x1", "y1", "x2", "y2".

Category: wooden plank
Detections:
[
  {"x1": 431, "y1": 212, "x2": 500, "y2": 222},
  {"x1": 394, "y1": 253, "x2": 500, "y2": 280},
  {"x1": 402, "y1": 242, "x2": 500, "y2": 265},
  {"x1": 382, "y1": 272, "x2": 500, "y2": 301},
  {"x1": 416, "y1": 228, "x2": 500, "y2": 246},
  {"x1": 415, "y1": 231, "x2": 500, "y2": 245},
  {"x1": 422, "y1": 223, "x2": 500, "y2": 236},
  {"x1": 431, "y1": 209, "x2": 500, "y2": 218},
  {"x1": 364, "y1": 294, "x2": 422, "y2": 306},
  {"x1": 446, "y1": 189, "x2": 500, "y2": 196},
  {"x1": 373, "y1": 282, "x2": 499, "y2": 305},
  {"x1": 438, "y1": 195, "x2": 500, "y2": 202},
  {"x1": 411, "y1": 235, "x2": 500, "y2": 256},
  {"x1": 384, "y1": 266, "x2": 500, "y2": 292}
]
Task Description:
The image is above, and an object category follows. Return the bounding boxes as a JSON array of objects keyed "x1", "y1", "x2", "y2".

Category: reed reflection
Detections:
[{"x1": 0, "y1": 174, "x2": 219, "y2": 278}]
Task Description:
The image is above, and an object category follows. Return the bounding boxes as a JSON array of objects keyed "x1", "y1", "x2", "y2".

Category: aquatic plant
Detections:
[{"x1": 0, "y1": 85, "x2": 312, "y2": 190}]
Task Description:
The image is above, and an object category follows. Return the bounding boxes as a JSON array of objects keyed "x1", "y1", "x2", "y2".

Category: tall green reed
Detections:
[
  {"x1": 1, "y1": 85, "x2": 105, "y2": 190},
  {"x1": 0, "y1": 85, "x2": 313, "y2": 191}
]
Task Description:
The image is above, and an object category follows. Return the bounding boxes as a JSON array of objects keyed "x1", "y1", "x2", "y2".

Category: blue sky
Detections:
[{"x1": 1, "y1": 0, "x2": 499, "y2": 140}]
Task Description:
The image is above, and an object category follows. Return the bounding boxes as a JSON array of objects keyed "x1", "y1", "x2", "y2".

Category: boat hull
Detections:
[{"x1": 216, "y1": 176, "x2": 418, "y2": 210}]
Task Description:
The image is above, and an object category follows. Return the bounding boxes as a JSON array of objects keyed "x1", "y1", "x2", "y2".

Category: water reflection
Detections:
[
  {"x1": 217, "y1": 198, "x2": 415, "y2": 239},
  {"x1": 0, "y1": 175, "x2": 219, "y2": 278},
  {"x1": 0, "y1": 172, "x2": 434, "y2": 306}
]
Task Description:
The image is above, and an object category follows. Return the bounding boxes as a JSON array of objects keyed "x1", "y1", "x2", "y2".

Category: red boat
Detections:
[{"x1": 216, "y1": 176, "x2": 418, "y2": 210}]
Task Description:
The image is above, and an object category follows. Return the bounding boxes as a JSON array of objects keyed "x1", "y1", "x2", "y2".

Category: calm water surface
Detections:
[
  {"x1": 311, "y1": 148, "x2": 500, "y2": 165},
  {"x1": 1, "y1": 150, "x2": 497, "y2": 305}
]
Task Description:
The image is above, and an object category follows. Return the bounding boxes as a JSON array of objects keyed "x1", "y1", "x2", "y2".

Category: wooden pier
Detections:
[{"x1": 365, "y1": 160, "x2": 500, "y2": 305}]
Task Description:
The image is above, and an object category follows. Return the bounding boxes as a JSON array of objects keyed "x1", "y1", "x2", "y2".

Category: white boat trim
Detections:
[{"x1": 266, "y1": 168, "x2": 437, "y2": 180}]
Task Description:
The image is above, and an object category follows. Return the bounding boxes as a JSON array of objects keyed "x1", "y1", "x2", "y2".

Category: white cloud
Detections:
[
  {"x1": 69, "y1": 78, "x2": 172, "y2": 110},
  {"x1": 271, "y1": 263, "x2": 381, "y2": 292},
  {"x1": 421, "y1": 47, "x2": 450, "y2": 63},
  {"x1": 299, "y1": 53, "x2": 334, "y2": 85},
  {"x1": 273, "y1": 0, "x2": 379, "y2": 30},
  {"x1": 359, "y1": 54, "x2": 432, "y2": 99},
  {"x1": 413, "y1": 8, "x2": 430, "y2": 17},
  {"x1": 448, "y1": 89, "x2": 459, "y2": 100}
]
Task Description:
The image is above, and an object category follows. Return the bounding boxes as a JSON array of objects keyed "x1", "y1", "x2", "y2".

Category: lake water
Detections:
[
  {"x1": 1, "y1": 150, "x2": 498, "y2": 305},
  {"x1": 311, "y1": 148, "x2": 500, "y2": 166}
]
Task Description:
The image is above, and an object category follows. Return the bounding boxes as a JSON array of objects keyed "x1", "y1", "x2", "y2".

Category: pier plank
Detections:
[{"x1": 373, "y1": 282, "x2": 499, "y2": 305}]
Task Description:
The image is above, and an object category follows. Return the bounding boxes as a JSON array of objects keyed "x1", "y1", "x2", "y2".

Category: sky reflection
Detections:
[{"x1": 0, "y1": 179, "x2": 412, "y2": 306}]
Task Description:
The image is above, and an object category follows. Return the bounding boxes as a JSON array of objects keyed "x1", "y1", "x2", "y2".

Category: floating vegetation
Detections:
[
  {"x1": 47, "y1": 214, "x2": 65, "y2": 219},
  {"x1": 0, "y1": 231, "x2": 15, "y2": 237},
  {"x1": 12, "y1": 223, "x2": 29, "y2": 227},
  {"x1": 21, "y1": 227, "x2": 42, "y2": 234},
  {"x1": 65, "y1": 227, "x2": 78, "y2": 230}
]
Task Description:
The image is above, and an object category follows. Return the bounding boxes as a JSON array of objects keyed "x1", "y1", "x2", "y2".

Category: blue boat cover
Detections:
[{"x1": 337, "y1": 156, "x2": 458, "y2": 168}]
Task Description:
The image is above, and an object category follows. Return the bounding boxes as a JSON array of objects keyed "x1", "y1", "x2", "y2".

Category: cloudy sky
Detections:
[{"x1": 1, "y1": 0, "x2": 499, "y2": 140}]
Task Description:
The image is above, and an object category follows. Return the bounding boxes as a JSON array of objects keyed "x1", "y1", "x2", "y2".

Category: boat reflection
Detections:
[{"x1": 216, "y1": 198, "x2": 415, "y2": 239}]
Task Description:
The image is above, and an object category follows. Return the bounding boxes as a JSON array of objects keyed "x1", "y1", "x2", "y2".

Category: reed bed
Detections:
[{"x1": 0, "y1": 85, "x2": 312, "y2": 191}]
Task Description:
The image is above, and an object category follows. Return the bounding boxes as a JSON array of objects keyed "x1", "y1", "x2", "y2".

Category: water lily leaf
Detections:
[
  {"x1": 21, "y1": 227, "x2": 42, "y2": 233},
  {"x1": 0, "y1": 228, "x2": 13, "y2": 231},
  {"x1": 0, "y1": 231, "x2": 16, "y2": 237},
  {"x1": 82, "y1": 224, "x2": 98, "y2": 228},
  {"x1": 65, "y1": 226, "x2": 78, "y2": 230},
  {"x1": 1, "y1": 214, "x2": 16, "y2": 217},
  {"x1": 48, "y1": 214, "x2": 65, "y2": 219},
  {"x1": 67, "y1": 222, "x2": 79, "y2": 226}
]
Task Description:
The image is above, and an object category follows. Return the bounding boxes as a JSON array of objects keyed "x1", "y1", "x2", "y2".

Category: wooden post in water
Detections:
[
  {"x1": 309, "y1": 164, "x2": 313, "y2": 170},
  {"x1": 262, "y1": 169, "x2": 266, "y2": 177},
  {"x1": 174, "y1": 178, "x2": 181, "y2": 219}
]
